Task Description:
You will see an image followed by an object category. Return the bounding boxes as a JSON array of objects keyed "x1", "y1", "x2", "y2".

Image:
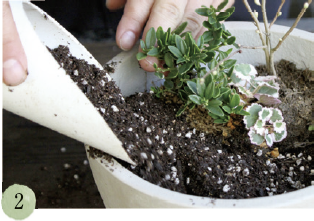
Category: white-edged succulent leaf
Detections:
[
  {"x1": 254, "y1": 119, "x2": 266, "y2": 136},
  {"x1": 254, "y1": 94, "x2": 282, "y2": 105},
  {"x1": 233, "y1": 64, "x2": 257, "y2": 81},
  {"x1": 273, "y1": 120, "x2": 286, "y2": 134},
  {"x1": 269, "y1": 108, "x2": 283, "y2": 123},
  {"x1": 243, "y1": 103, "x2": 263, "y2": 129},
  {"x1": 248, "y1": 128, "x2": 264, "y2": 145},
  {"x1": 271, "y1": 130, "x2": 287, "y2": 142},
  {"x1": 258, "y1": 107, "x2": 272, "y2": 122},
  {"x1": 254, "y1": 76, "x2": 277, "y2": 82},
  {"x1": 238, "y1": 85, "x2": 254, "y2": 98},
  {"x1": 253, "y1": 83, "x2": 279, "y2": 98},
  {"x1": 265, "y1": 131, "x2": 274, "y2": 147}
]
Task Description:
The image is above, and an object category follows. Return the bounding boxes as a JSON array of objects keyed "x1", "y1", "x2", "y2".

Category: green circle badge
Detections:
[{"x1": 2, "y1": 184, "x2": 36, "y2": 220}]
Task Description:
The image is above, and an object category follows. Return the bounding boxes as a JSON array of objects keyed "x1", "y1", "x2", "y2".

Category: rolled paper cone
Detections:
[{"x1": 3, "y1": 1, "x2": 135, "y2": 165}]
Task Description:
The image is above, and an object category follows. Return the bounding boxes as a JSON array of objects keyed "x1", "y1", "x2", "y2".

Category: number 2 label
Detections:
[{"x1": 15, "y1": 193, "x2": 24, "y2": 209}]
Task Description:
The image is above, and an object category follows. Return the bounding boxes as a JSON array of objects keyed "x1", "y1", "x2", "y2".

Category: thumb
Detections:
[{"x1": 2, "y1": 1, "x2": 28, "y2": 86}]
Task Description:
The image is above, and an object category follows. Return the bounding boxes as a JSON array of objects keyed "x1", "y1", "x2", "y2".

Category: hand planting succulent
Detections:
[
  {"x1": 137, "y1": 0, "x2": 245, "y2": 121},
  {"x1": 244, "y1": 103, "x2": 287, "y2": 147}
]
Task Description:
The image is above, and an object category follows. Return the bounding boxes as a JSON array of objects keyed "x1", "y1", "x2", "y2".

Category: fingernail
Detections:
[
  {"x1": 3, "y1": 59, "x2": 27, "y2": 86},
  {"x1": 120, "y1": 31, "x2": 136, "y2": 51}
]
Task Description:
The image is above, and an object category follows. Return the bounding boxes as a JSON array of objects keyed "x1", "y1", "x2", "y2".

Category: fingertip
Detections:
[
  {"x1": 3, "y1": 59, "x2": 27, "y2": 86},
  {"x1": 139, "y1": 56, "x2": 159, "y2": 72},
  {"x1": 118, "y1": 30, "x2": 136, "y2": 51}
]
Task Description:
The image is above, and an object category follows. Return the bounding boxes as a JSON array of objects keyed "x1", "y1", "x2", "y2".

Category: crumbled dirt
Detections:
[{"x1": 48, "y1": 45, "x2": 313, "y2": 199}]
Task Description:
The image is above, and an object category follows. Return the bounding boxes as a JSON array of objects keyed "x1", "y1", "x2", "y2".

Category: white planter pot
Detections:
[{"x1": 86, "y1": 22, "x2": 314, "y2": 208}]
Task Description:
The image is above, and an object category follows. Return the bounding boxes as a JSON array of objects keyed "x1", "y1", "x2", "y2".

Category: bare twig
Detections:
[
  {"x1": 269, "y1": 0, "x2": 286, "y2": 29},
  {"x1": 238, "y1": 44, "x2": 267, "y2": 49},
  {"x1": 242, "y1": 0, "x2": 266, "y2": 47},
  {"x1": 272, "y1": 0, "x2": 312, "y2": 52},
  {"x1": 242, "y1": 0, "x2": 270, "y2": 72}
]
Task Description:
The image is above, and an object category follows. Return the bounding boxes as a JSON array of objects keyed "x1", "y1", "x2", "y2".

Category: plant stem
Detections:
[
  {"x1": 270, "y1": 0, "x2": 312, "y2": 76},
  {"x1": 242, "y1": 0, "x2": 270, "y2": 73},
  {"x1": 269, "y1": 0, "x2": 286, "y2": 29},
  {"x1": 261, "y1": 0, "x2": 276, "y2": 75},
  {"x1": 238, "y1": 45, "x2": 267, "y2": 50},
  {"x1": 272, "y1": 0, "x2": 312, "y2": 52}
]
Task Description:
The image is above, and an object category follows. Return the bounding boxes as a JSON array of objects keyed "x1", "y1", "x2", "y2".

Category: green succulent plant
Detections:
[{"x1": 137, "y1": 0, "x2": 247, "y2": 122}]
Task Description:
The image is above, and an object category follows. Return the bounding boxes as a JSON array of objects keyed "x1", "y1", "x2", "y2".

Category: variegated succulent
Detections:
[
  {"x1": 244, "y1": 103, "x2": 287, "y2": 147},
  {"x1": 230, "y1": 63, "x2": 281, "y2": 106}
]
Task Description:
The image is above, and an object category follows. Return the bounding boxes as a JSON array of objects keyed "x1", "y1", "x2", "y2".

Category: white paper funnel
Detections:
[{"x1": 3, "y1": 1, "x2": 136, "y2": 164}]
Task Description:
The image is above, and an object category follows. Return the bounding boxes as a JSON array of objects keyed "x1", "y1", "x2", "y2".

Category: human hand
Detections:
[
  {"x1": 2, "y1": 1, "x2": 28, "y2": 86},
  {"x1": 106, "y1": 0, "x2": 234, "y2": 72}
]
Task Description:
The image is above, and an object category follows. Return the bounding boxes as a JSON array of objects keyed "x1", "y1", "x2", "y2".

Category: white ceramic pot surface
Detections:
[{"x1": 86, "y1": 22, "x2": 314, "y2": 208}]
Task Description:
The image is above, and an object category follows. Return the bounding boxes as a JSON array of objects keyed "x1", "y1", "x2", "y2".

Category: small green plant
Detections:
[
  {"x1": 244, "y1": 104, "x2": 287, "y2": 147},
  {"x1": 137, "y1": 0, "x2": 246, "y2": 122}
]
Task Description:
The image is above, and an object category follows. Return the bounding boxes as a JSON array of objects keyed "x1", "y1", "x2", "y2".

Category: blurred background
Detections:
[{"x1": 3, "y1": 0, "x2": 313, "y2": 208}]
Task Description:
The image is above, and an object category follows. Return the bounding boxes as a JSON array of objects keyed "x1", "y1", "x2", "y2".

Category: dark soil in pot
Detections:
[{"x1": 48, "y1": 45, "x2": 313, "y2": 199}]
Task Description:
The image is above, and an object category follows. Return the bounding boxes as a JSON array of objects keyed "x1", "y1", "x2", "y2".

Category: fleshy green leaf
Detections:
[
  {"x1": 208, "y1": 14, "x2": 216, "y2": 24},
  {"x1": 172, "y1": 22, "x2": 188, "y2": 35},
  {"x1": 187, "y1": 81, "x2": 198, "y2": 94},
  {"x1": 197, "y1": 36, "x2": 204, "y2": 48},
  {"x1": 273, "y1": 120, "x2": 286, "y2": 134},
  {"x1": 168, "y1": 46, "x2": 183, "y2": 58},
  {"x1": 254, "y1": 119, "x2": 266, "y2": 136},
  {"x1": 136, "y1": 52, "x2": 147, "y2": 61},
  {"x1": 243, "y1": 103, "x2": 263, "y2": 129},
  {"x1": 166, "y1": 70, "x2": 178, "y2": 79},
  {"x1": 178, "y1": 62, "x2": 193, "y2": 75},
  {"x1": 226, "y1": 36, "x2": 236, "y2": 45},
  {"x1": 217, "y1": 0, "x2": 228, "y2": 11},
  {"x1": 222, "y1": 106, "x2": 231, "y2": 114},
  {"x1": 217, "y1": 12, "x2": 231, "y2": 21},
  {"x1": 205, "y1": 81, "x2": 214, "y2": 100},
  {"x1": 208, "y1": 100, "x2": 222, "y2": 106},
  {"x1": 140, "y1": 40, "x2": 146, "y2": 50},
  {"x1": 207, "y1": 105, "x2": 224, "y2": 117},
  {"x1": 248, "y1": 128, "x2": 264, "y2": 146},
  {"x1": 265, "y1": 132, "x2": 273, "y2": 147},
  {"x1": 145, "y1": 27, "x2": 156, "y2": 49},
  {"x1": 164, "y1": 80, "x2": 174, "y2": 89},
  {"x1": 223, "y1": 59, "x2": 237, "y2": 69},
  {"x1": 189, "y1": 95, "x2": 202, "y2": 105},
  {"x1": 254, "y1": 85, "x2": 279, "y2": 98},
  {"x1": 147, "y1": 47, "x2": 159, "y2": 56},
  {"x1": 164, "y1": 53, "x2": 174, "y2": 68},
  {"x1": 213, "y1": 86, "x2": 220, "y2": 99},
  {"x1": 258, "y1": 108, "x2": 272, "y2": 122},
  {"x1": 229, "y1": 94, "x2": 240, "y2": 108},
  {"x1": 197, "y1": 79, "x2": 206, "y2": 98},
  {"x1": 195, "y1": 7, "x2": 213, "y2": 16},
  {"x1": 202, "y1": 31, "x2": 214, "y2": 42},
  {"x1": 213, "y1": 28, "x2": 223, "y2": 39},
  {"x1": 270, "y1": 108, "x2": 283, "y2": 123},
  {"x1": 272, "y1": 130, "x2": 287, "y2": 142}
]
